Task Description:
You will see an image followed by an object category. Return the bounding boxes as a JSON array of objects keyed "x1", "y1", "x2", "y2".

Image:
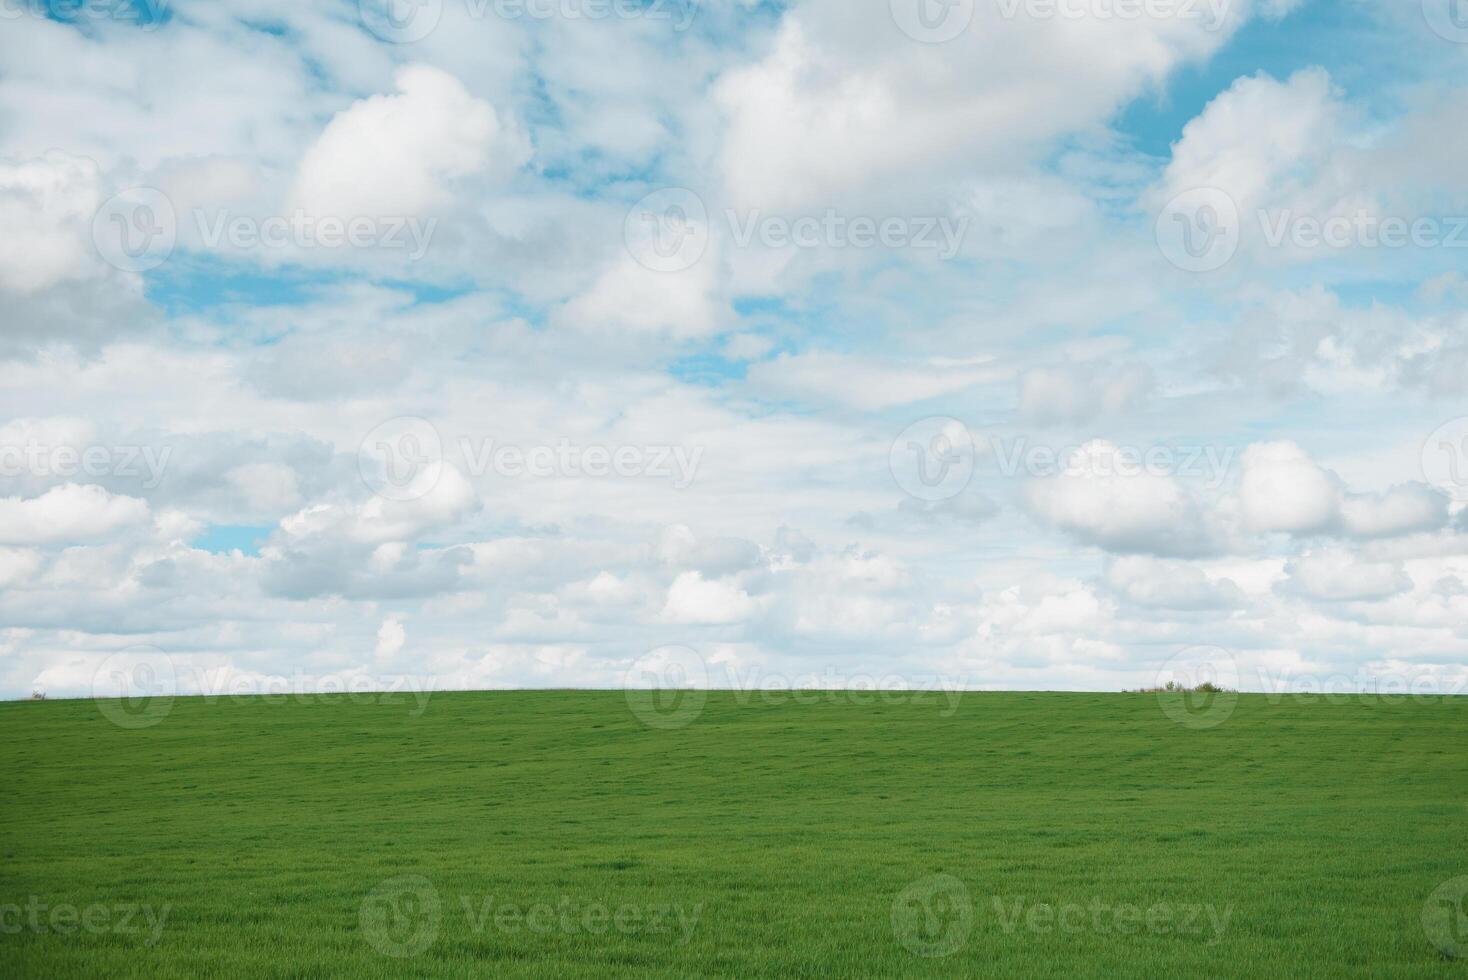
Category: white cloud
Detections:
[
  {"x1": 1238, "y1": 441, "x2": 1342, "y2": 534},
  {"x1": 1156, "y1": 68, "x2": 1345, "y2": 212},
  {"x1": 0, "y1": 484, "x2": 149, "y2": 544},
  {"x1": 560, "y1": 254, "x2": 724, "y2": 338},
  {"x1": 715, "y1": 0, "x2": 1254, "y2": 212},
  {"x1": 1024, "y1": 440, "x2": 1214, "y2": 556},
  {"x1": 375, "y1": 617, "x2": 406, "y2": 658},
  {"x1": 1340, "y1": 483, "x2": 1450, "y2": 539},
  {"x1": 0, "y1": 547, "x2": 43, "y2": 587},
  {"x1": 226, "y1": 462, "x2": 302, "y2": 516},
  {"x1": 661, "y1": 571, "x2": 760, "y2": 625},
  {"x1": 748, "y1": 351, "x2": 1002, "y2": 411},
  {"x1": 290, "y1": 64, "x2": 524, "y2": 219},
  {"x1": 1104, "y1": 556, "x2": 1244, "y2": 610},
  {"x1": 0, "y1": 151, "x2": 105, "y2": 294},
  {"x1": 278, "y1": 462, "x2": 479, "y2": 547},
  {"x1": 1017, "y1": 362, "x2": 1152, "y2": 425},
  {"x1": 1238, "y1": 441, "x2": 1450, "y2": 539},
  {"x1": 1282, "y1": 549, "x2": 1412, "y2": 601}
]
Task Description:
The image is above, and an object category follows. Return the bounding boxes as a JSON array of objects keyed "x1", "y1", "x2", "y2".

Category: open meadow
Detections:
[{"x1": 2, "y1": 689, "x2": 1467, "y2": 978}]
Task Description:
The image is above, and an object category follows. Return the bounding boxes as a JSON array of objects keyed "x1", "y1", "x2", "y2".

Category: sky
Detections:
[{"x1": 1, "y1": 0, "x2": 1467, "y2": 701}]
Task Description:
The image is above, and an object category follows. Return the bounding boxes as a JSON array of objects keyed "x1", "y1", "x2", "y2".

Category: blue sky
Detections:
[{"x1": 0, "y1": 0, "x2": 1466, "y2": 700}]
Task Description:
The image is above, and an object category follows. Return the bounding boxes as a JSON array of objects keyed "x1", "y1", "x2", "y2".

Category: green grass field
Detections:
[{"x1": 3, "y1": 689, "x2": 1466, "y2": 977}]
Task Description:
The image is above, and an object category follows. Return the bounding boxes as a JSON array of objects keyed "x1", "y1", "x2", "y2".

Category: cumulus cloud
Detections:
[
  {"x1": 1238, "y1": 442, "x2": 1450, "y2": 539},
  {"x1": 290, "y1": 65, "x2": 525, "y2": 219},
  {"x1": 661, "y1": 571, "x2": 760, "y2": 625},
  {"x1": 375, "y1": 617, "x2": 406, "y2": 659},
  {"x1": 0, "y1": 484, "x2": 149, "y2": 544},
  {"x1": 1155, "y1": 68, "x2": 1345, "y2": 213},
  {"x1": 279, "y1": 462, "x2": 480, "y2": 546},
  {"x1": 560, "y1": 254, "x2": 724, "y2": 338},
  {"x1": 715, "y1": 0, "x2": 1256, "y2": 212},
  {"x1": 1104, "y1": 556, "x2": 1245, "y2": 610},
  {"x1": 1017, "y1": 362, "x2": 1153, "y2": 426},
  {"x1": 1238, "y1": 441, "x2": 1343, "y2": 534},
  {"x1": 1282, "y1": 549, "x2": 1412, "y2": 601},
  {"x1": 0, "y1": 151, "x2": 105, "y2": 294},
  {"x1": 1339, "y1": 484, "x2": 1451, "y2": 539},
  {"x1": 748, "y1": 352, "x2": 1003, "y2": 411},
  {"x1": 1024, "y1": 441, "x2": 1216, "y2": 556},
  {"x1": 0, "y1": 547, "x2": 43, "y2": 587}
]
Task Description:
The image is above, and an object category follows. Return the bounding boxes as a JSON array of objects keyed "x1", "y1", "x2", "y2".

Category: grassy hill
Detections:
[{"x1": 2, "y1": 690, "x2": 1465, "y2": 977}]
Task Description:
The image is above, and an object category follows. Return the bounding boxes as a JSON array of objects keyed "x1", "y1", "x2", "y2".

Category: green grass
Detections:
[{"x1": 2, "y1": 690, "x2": 1466, "y2": 978}]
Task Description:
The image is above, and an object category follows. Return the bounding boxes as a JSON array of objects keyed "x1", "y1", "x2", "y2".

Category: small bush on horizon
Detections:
[{"x1": 1129, "y1": 681, "x2": 1231, "y2": 694}]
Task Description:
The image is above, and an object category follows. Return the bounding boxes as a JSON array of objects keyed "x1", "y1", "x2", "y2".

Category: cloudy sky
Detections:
[{"x1": 2, "y1": 0, "x2": 1467, "y2": 700}]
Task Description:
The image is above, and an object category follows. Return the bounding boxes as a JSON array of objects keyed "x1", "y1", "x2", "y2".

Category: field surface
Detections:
[{"x1": 2, "y1": 690, "x2": 1466, "y2": 978}]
